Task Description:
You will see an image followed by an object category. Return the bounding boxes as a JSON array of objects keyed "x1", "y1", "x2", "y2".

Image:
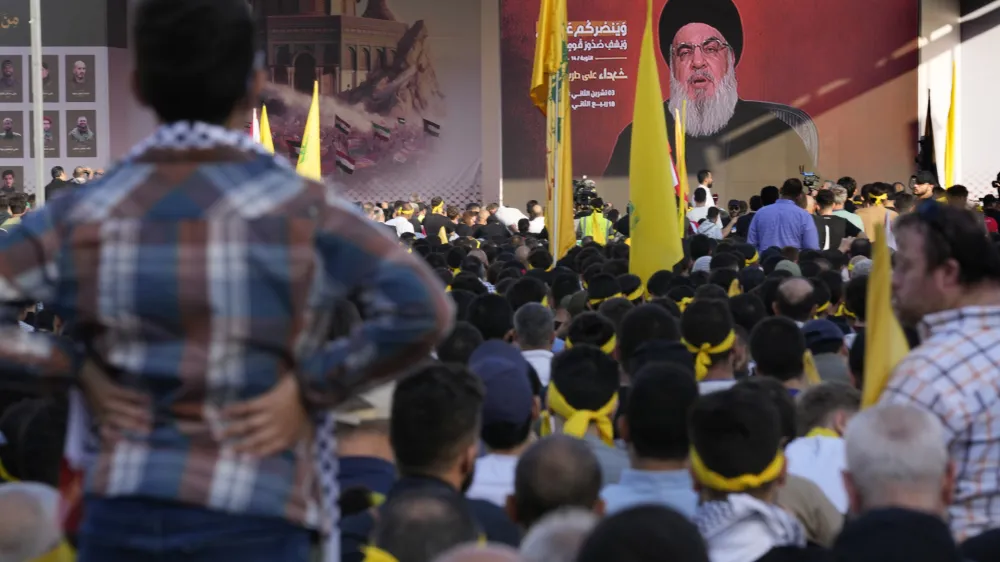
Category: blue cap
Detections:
[
  {"x1": 468, "y1": 340, "x2": 533, "y2": 426},
  {"x1": 802, "y1": 319, "x2": 845, "y2": 353}
]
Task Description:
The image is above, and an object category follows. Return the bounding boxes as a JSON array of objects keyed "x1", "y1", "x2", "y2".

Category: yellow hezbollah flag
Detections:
[
  {"x1": 674, "y1": 102, "x2": 688, "y2": 236},
  {"x1": 260, "y1": 104, "x2": 275, "y2": 154},
  {"x1": 297, "y1": 81, "x2": 322, "y2": 181},
  {"x1": 629, "y1": 0, "x2": 682, "y2": 284},
  {"x1": 943, "y1": 60, "x2": 956, "y2": 187},
  {"x1": 530, "y1": 0, "x2": 576, "y2": 260},
  {"x1": 861, "y1": 230, "x2": 909, "y2": 408}
]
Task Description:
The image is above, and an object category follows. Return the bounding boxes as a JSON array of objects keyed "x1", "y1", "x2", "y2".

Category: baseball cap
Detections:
[
  {"x1": 468, "y1": 340, "x2": 533, "y2": 426},
  {"x1": 333, "y1": 383, "x2": 396, "y2": 426},
  {"x1": 914, "y1": 170, "x2": 937, "y2": 186},
  {"x1": 802, "y1": 319, "x2": 845, "y2": 354}
]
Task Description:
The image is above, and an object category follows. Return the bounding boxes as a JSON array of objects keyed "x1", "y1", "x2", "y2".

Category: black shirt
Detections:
[
  {"x1": 455, "y1": 223, "x2": 476, "y2": 238},
  {"x1": 422, "y1": 214, "x2": 456, "y2": 241},
  {"x1": 814, "y1": 214, "x2": 861, "y2": 251},
  {"x1": 731, "y1": 211, "x2": 756, "y2": 238}
]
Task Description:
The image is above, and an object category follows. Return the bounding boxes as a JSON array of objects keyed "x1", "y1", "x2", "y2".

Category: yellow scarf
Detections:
[
  {"x1": 682, "y1": 331, "x2": 736, "y2": 381},
  {"x1": 363, "y1": 547, "x2": 397, "y2": 562},
  {"x1": 565, "y1": 334, "x2": 617, "y2": 355},
  {"x1": 805, "y1": 427, "x2": 840, "y2": 439},
  {"x1": 803, "y1": 350, "x2": 822, "y2": 385},
  {"x1": 438, "y1": 226, "x2": 449, "y2": 245},
  {"x1": 745, "y1": 251, "x2": 759, "y2": 267},
  {"x1": 690, "y1": 448, "x2": 786, "y2": 492},
  {"x1": 728, "y1": 278, "x2": 742, "y2": 297},
  {"x1": 589, "y1": 210, "x2": 607, "y2": 245},
  {"x1": 541, "y1": 382, "x2": 618, "y2": 446},
  {"x1": 0, "y1": 456, "x2": 18, "y2": 482},
  {"x1": 677, "y1": 297, "x2": 693, "y2": 312}
]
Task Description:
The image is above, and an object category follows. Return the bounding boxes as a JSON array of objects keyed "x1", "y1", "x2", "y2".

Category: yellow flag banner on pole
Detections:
[
  {"x1": 674, "y1": 102, "x2": 688, "y2": 236},
  {"x1": 530, "y1": 0, "x2": 575, "y2": 260},
  {"x1": 629, "y1": 0, "x2": 683, "y2": 285},
  {"x1": 260, "y1": 104, "x2": 275, "y2": 154},
  {"x1": 944, "y1": 60, "x2": 956, "y2": 188},
  {"x1": 297, "y1": 81, "x2": 322, "y2": 181},
  {"x1": 861, "y1": 230, "x2": 909, "y2": 408}
]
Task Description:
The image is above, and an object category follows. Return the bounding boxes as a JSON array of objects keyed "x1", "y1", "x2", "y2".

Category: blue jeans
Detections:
[{"x1": 77, "y1": 497, "x2": 311, "y2": 562}]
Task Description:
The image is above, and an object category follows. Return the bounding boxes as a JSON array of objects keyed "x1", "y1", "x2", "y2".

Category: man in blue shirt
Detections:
[
  {"x1": 600, "y1": 361, "x2": 699, "y2": 517},
  {"x1": 747, "y1": 178, "x2": 820, "y2": 252}
]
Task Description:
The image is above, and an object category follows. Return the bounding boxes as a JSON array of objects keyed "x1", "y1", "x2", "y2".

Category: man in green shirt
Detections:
[{"x1": 831, "y1": 186, "x2": 865, "y2": 235}]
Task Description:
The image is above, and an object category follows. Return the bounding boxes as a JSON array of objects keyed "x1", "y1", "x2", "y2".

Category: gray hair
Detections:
[
  {"x1": 844, "y1": 404, "x2": 948, "y2": 507},
  {"x1": 831, "y1": 186, "x2": 848, "y2": 205},
  {"x1": 0, "y1": 483, "x2": 62, "y2": 562},
  {"x1": 520, "y1": 508, "x2": 598, "y2": 562},
  {"x1": 514, "y1": 303, "x2": 555, "y2": 349}
]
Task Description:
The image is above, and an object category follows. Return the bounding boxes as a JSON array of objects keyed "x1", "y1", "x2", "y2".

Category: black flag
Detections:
[{"x1": 916, "y1": 90, "x2": 938, "y2": 182}]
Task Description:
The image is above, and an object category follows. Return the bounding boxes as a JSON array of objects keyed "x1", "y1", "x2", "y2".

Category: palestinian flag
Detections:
[
  {"x1": 335, "y1": 116, "x2": 352, "y2": 135},
  {"x1": 336, "y1": 149, "x2": 356, "y2": 174},
  {"x1": 397, "y1": 117, "x2": 407, "y2": 125},
  {"x1": 373, "y1": 123, "x2": 391, "y2": 141},
  {"x1": 423, "y1": 119, "x2": 441, "y2": 137}
]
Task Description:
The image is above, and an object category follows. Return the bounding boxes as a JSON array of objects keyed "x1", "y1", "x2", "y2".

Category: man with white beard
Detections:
[{"x1": 604, "y1": 0, "x2": 815, "y2": 196}]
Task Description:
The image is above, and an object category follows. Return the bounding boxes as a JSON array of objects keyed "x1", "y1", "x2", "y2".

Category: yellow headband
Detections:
[
  {"x1": 589, "y1": 292, "x2": 623, "y2": 307},
  {"x1": 432, "y1": 202, "x2": 445, "y2": 214},
  {"x1": 452, "y1": 267, "x2": 461, "y2": 275},
  {"x1": 541, "y1": 296, "x2": 549, "y2": 308},
  {"x1": 727, "y1": 278, "x2": 741, "y2": 297},
  {"x1": 835, "y1": 302, "x2": 856, "y2": 319},
  {"x1": 625, "y1": 286, "x2": 644, "y2": 302},
  {"x1": 690, "y1": 448, "x2": 785, "y2": 492},
  {"x1": 805, "y1": 427, "x2": 840, "y2": 439},
  {"x1": 803, "y1": 350, "x2": 822, "y2": 386},
  {"x1": 0, "y1": 457, "x2": 18, "y2": 482},
  {"x1": 31, "y1": 541, "x2": 74, "y2": 562},
  {"x1": 564, "y1": 334, "x2": 617, "y2": 355},
  {"x1": 398, "y1": 209, "x2": 414, "y2": 217},
  {"x1": 682, "y1": 331, "x2": 736, "y2": 381},
  {"x1": 745, "y1": 251, "x2": 759, "y2": 267},
  {"x1": 872, "y1": 194, "x2": 888, "y2": 206},
  {"x1": 814, "y1": 302, "x2": 830, "y2": 318},
  {"x1": 541, "y1": 382, "x2": 618, "y2": 446},
  {"x1": 677, "y1": 297, "x2": 693, "y2": 312},
  {"x1": 364, "y1": 547, "x2": 398, "y2": 562}
]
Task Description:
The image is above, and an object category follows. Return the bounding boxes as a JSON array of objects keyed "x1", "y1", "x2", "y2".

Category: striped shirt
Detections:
[
  {"x1": 0, "y1": 124, "x2": 453, "y2": 529},
  {"x1": 881, "y1": 306, "x2": 1000, "y2": 541}
]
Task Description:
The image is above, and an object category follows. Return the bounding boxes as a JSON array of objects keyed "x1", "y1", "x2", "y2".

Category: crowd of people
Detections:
[{"x1": 1, "y1": 1, "x2": 1000, "y2": 562}]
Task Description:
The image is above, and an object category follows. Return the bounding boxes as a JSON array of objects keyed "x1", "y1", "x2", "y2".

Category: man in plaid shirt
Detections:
[
  {"x1": 882, "y1": 201, "x2": 1000, "y2": 542},
  {"x1": 0, "y1": 1, "x2": 452, "y2": 560}
]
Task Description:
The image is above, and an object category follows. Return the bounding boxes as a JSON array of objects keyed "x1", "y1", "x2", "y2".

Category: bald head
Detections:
[
  {"x1": 515, "y1": 246, "x2": 531, "y2": 265},
  {"x1": 435, "y1": 545, "x2": 523, "y2": 562},
  {"x1": 510, "y1": 435, "x2": 603, "y2": 529},
  {"x1": 774, "y1": 278, "x2": 815, "y2": 322},
  {"x1": 0, "y1": 483, "x2": 62, "y2": 562}
]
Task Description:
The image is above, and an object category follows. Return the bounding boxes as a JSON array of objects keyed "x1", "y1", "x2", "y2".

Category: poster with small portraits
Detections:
[
  {"x1": 0, "y1": 110, "x2": 23, "y2": 158},
  {"x1": 29, "y1": 55, "x2": 59, "y2": 102},
  {"x1": 66, "y1": 109, "x2": 96, "y2": 158},
  {"x1": 29, "y1": 111, "x2": 60, "y2": 158},
  {"x1": 0, "y1": 56, "x2": 22, "y2": 103},
  {"x1": 66, "y1": 54, "x2": 95, "y2": 102},
  {"x1": 0, "y1": 166, "x2": 23, "y2": 194}
]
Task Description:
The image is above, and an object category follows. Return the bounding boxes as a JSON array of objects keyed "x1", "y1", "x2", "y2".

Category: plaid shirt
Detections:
[
  {"x1": 881, "y1": 306, "x2": 1000, "y2": 541},
  {"x1": 0, "y1": 123, "x2": 453, "y2": 528}
]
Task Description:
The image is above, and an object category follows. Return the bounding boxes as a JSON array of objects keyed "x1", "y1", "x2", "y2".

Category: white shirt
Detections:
[
  {"x1": 528, "y1": 216, "x2": 546, "y2": 234},
  {"x1": 699, "y1": 379, "x2": 737, "y2": 395},
  {"x1": 687, "y1": 205, "x2": 720, "y2": 226},
  {"x1": 467, "y1": 453, "x2": 519, "y2": 507},
  {"x1": 522, "y1": 349, "x2": 554, "y2": 387},
  {"x1": 494, "y1": 205, "x2": 528, "y2": 229},
  {"x1": 785, "y1": 435, "x2": 848, "y2": 513},
  {"x1": 385, "y1": 216, "x2": 415, "y2": 236},
  {"x1": 697, "y1": 184, "x2": 716, "y2": 207}
]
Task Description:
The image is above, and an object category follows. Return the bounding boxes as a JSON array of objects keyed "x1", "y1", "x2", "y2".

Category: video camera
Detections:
[
  {"x1": 573, "y1": 175, "x2": 598, "y2": 207},
  {"x1": 799, "y1": 166, "x2": 820, "y2": 191}
]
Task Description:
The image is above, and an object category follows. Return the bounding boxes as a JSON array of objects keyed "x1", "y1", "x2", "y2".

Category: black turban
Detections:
[{"x1": 659, "y1": 0, "x2": 744, "y2": 67}]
